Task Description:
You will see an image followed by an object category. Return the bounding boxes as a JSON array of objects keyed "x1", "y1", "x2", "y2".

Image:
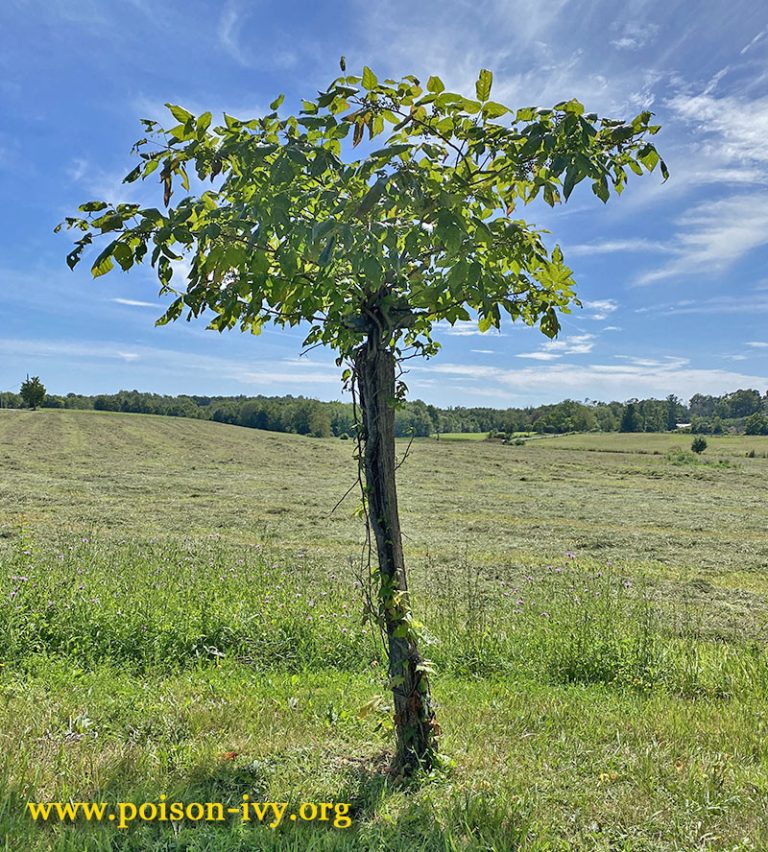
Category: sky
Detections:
[{"x1": 1, "y1": 0, "x2": 768, "y2": 407}]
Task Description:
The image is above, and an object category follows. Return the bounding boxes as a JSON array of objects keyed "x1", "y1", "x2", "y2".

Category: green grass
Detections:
[
  {"x1": 430, "y1": 431, "x2": 490, "y2": 441},
  {"x1": 2, "y1": 410, "x2": 768, "y2": 849}
]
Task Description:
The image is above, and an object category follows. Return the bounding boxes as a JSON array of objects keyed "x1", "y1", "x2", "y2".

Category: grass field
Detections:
[{"x1": 2, "y1": 409, "x2": 768, "y2": 849}]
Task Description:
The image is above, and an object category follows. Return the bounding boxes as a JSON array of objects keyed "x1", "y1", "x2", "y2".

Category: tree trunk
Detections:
[{"x1": 355, "y1": 335, "x2": 438, "y2": 774}]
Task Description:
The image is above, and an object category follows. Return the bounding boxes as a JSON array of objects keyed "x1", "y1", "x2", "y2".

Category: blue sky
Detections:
[{"x1": 1, "y1": 0, "x2": 767, "y2": 407}]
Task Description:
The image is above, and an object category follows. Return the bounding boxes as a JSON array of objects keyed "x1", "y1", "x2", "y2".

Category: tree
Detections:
[
  {"x1": 20, "y1": 375, "x2": 46, "y2": 410},
  {"x1": 691, "y1": 436, "x2": 707, "y2": 454},
  {"x1": 620, "y1": 402, "x2": 641, "y2": 433},
  {"x1": 719, "y1": 388, "x2": 762, "y2": 419},
  {"x1": 665, "y1": 394, "x2": 681, "y2": 431},
  {"x1": 745, "y1": 412, "x2": 768, "y2": 435},
  {"x1": 59, "y1": 63, "x2": 666, "y2": 774}
]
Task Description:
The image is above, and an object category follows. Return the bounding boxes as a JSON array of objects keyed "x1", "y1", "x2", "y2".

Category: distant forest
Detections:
[{"x1": 4, "y1": 386, "x2": 768, "y2": 438}]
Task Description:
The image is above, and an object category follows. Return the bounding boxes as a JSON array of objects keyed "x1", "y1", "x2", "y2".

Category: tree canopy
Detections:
[
  {"x1": 19, "y1": 375, "x2": 46, "y2": 410},
  {"x1": 58, "y1": 64, "x2": 667, "y2": 362}
]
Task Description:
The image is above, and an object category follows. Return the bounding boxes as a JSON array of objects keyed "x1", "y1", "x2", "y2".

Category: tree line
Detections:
[{"x1": 4, "y1": 386, "x2": 768, "y2": 437}]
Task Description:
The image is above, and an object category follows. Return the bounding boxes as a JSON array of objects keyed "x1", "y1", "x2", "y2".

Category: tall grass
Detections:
[{"x1": 3, "y1": 533, "x2": 767, "y2": 701}]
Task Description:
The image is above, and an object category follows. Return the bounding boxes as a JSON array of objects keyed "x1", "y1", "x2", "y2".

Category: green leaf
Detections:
[
  {"x1": 354, "y1": 178, "x2": 386, "y2": 218},
  {"x1": 156, "y1": 297, "x2": 183, "y2": 326},
  {"x1": 427, "y1": 75, "x2": 445, "y2": 94},
  {"x1": 591, "y1": 177, "x2": 609, "y2": 203},
  {"x1": 166, "y1": 103, "x2": 193, "y2": 124},
  {"x1": 91, "y1": 242, "x2": 117, "y2": 278},
  {"x1": 197, "y1": 112, "x2": 212, "y2": 133},
  {"x1": 123, "y1": 165, "x2": 142, "y2": 184},
  {"x1": 361, "y1": 66, "x2": 378, "y2": 90},
  {"x1": 369, "y1": 143, "x2": 412, "y2": 160},
  {"x1": 555, "y1": 98, "x2": 584, "y2": 115},
  {"x1": 482, "y1": 101, "x2": 510, "y2": 119},
  {"x1": 540, "y1": 308, "x2": 560, "y2": 339},
  {"x1": 639, "y1": 145, "x2": 660, "y2": 171},
  {"x1": 78, "y1": 201, "x2": 108, "y2": 213},
  {"x1": 270, "y1": 94, "x2": 285, "y2": 111},
  {"x1": 318, "y1": 235, "x2": 336, "y2": 266},
  {"x1": 563, "y1": 168, "x2": 579, "y2": 200},
  {"x1": 112, "y1": 242, "x2": 133, "y2": 271},
  {"x1": 475, "y1": 69, "x2": 493, "y2": 102}
]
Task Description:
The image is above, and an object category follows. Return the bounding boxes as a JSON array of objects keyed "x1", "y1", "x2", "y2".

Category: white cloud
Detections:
[
  {"x1": 516, "y1": 332, "x2": 596, "y2": 361},
  {"x1": 636, "y1": 294, "x2": 768, "y2": 316},
  {"x1": 636, "y1": 194, "x2": 768, "y2": 284},
  {"x1": 354, "y1": 0, "x2": 655, "y2": 116},
  {"x1": 471, "y1": 349, "x2": 495, "y2": 354},
  {"x1": 218, "y1": 2, "x2": 248, "y2": 67},
  {"x1": 420, "y1": 358, "x2": 768, "y2": 403},
  {"x1": 516, "y1": 351, "x2": 561, "y2": 361},
  {"x1": 567, "y1": 239, "x2": 672, "y2": 256},
  {"x1": 747, "y1": 341, "x2": 768, "y2": 348},
  {"x1": 583, "y1": 299, "x2": 619, "y2": 321},
  {"x1": 66, "y1": 158, "x2": 88, "y2": 183},
  {"x1": 544, "y1": 333, "x2": 596, "y2": 354},
  {"x1": 0, "y1": 337, "x2": 343, "y2": 391},
  {"x1": 112, "y1": 298, "x2": 156, "y2": 308},
  {"x1": 609, "y1": 21, "x2": 658, "y2": 52},
  {"x1": 217, "y1": 1, "x2": 298, "y2": 71},
  {"x1": 434, "y1": 320, "x2": 502, "y2": 337},
  {"x1": 741, "y1": 27, "x2": 767, "y2": 56},
  {"x1": 603, "y1": 325, "x2": 622, "y2": 331},
  {"x1": 667, "y1": 88, "x2": 768, "y2": 173}
]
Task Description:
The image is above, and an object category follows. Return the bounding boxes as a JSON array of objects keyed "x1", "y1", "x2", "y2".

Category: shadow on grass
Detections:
[{"x1": 2, "y1": 749, "x2": 535, "y2": 851}]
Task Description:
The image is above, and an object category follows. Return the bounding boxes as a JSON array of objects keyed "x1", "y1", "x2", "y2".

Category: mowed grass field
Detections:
[{"x1": 2, "y1": 409, "x2": 768, "y2": 850}]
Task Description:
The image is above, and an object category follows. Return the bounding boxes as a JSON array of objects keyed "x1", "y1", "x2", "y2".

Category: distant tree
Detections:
[
  {"x1": 718, "y1": 389, "x2": 763, "y2": 419},
  {"x1": 689, "y1": 393, "x2": 717, "y2": 418},
  {"x1": 20, "y1": 375, "x2": 46, "y2": 410},
  {"x1": 619, "y1": 402, "x2": 641, "y2": 433},
  {"x1": 691, "y1": 436, "x2": 707, "y2": 454},
  {"x1": 745, "y1": 413, "x2": 768, "y2": 436},
  {"x1": 665, "y1": 394, "x2": 681, "y2": 431},
  {"x1": 60, "y1": 63, "x2": 666, "y2": 774}
]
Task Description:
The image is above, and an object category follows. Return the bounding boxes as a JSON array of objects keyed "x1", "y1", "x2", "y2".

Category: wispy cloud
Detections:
[
  {"x1": 0, "y1": 338, "x2": 342, "y2": 391},
  {"x1": 517, "y1": 333, "x2": 596, "y2": 360},
  {"x1": 636, "y1": 294, "x2": 768, "y2": 316},
  {"x1": 435, "y1": 320, "x2": 503, "y2": 337},
  {"x1": 636, "y1": 194, "x2": 768, "y2": 284},
  {"x1": 666, "y1": 87, "x2": 768, "y2": 178},
  {"x1": 218, "y1": 1, "x2": 249, "y2": 67},
  {"x1": 112, "y1": 298, "x2": 157, "y2": 308},
  {"x1": 609, "y1": 21, "x2": 659, "y2": 52},
  {"x1": 583, "y1": 299, "x2": 618, "y2": 321},
  {"x1": 217, "y1": 1, "x2": 298, "y2": 70},
  {"x1": 741, "y1": 27, "x2": 767, "y2": 56},
  {"x1": 544, "y1": 333, "x2": 596, "y2": 354},
  {"x1": 516, "y1": 351, "x2": 561, "y2": 361},
  {"x1": 747, "y1": 341, "x2": 768, "y2": 349},
  {"x1": 419, "y1": 357, "x2": 768, "y2": 403},
  {"x1": 567, "y1": 239, "x2": 672, "y2": 256}
]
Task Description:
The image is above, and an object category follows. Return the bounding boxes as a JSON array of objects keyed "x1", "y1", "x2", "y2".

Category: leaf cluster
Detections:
[{"x1": 58, "y1": 66, "x2": 667, "y2": 359}]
